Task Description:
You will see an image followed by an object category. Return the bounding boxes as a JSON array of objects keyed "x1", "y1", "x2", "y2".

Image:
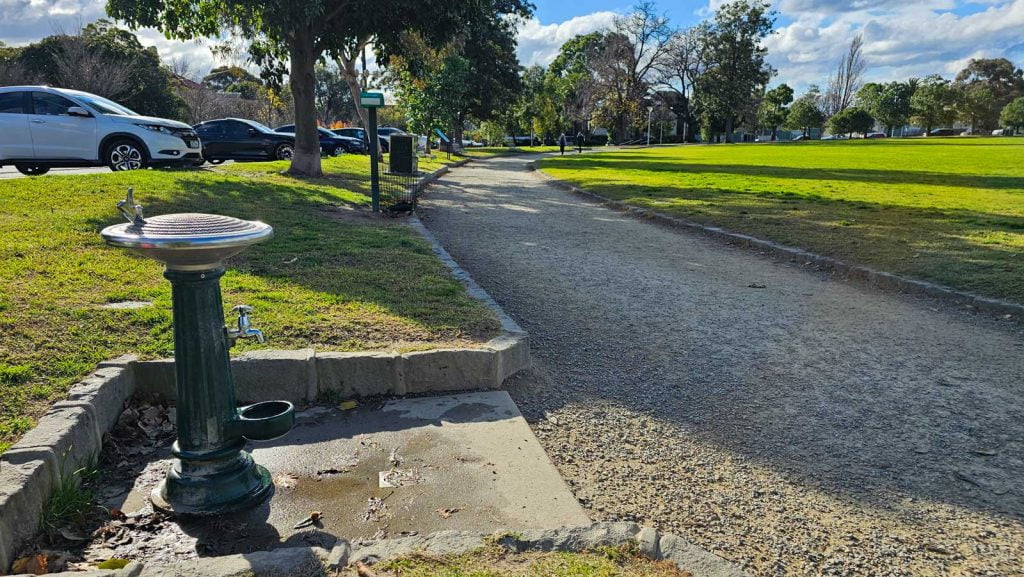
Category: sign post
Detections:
[{"x1": 360, "y1": 91, "x2": 385, "y2": 213}]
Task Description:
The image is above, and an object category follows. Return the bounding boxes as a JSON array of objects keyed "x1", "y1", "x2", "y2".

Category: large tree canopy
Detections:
[{"x1": 107, "y1": 0, "x2": 532, "y2": 176}]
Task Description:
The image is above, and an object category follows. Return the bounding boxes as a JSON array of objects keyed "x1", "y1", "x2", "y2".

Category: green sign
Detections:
[{"x1": 360, "y1": 91, "x2": 385, "y2": 109}]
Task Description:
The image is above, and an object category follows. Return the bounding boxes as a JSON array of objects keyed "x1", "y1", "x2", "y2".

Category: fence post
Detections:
[{"x1": 368, "y1": 107, "x2": 380, "y2": 213}]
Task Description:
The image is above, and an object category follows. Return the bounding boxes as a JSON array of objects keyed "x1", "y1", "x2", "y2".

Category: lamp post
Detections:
[{"x1": 647, "y1": 106, "x2": 653, "y2": 146}]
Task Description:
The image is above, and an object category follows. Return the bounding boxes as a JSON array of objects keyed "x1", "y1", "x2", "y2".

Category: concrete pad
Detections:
[{"x1": 118, "y1": 392, "x2": 587, "y2": 553}]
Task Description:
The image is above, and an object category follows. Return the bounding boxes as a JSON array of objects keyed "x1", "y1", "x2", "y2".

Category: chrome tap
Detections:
[
  {"x1": 117, "y1": 187, "x2": 146, "y2": 227},
  {"x1": 227, "y1": 305, "x2": 265, "y2": 347}
]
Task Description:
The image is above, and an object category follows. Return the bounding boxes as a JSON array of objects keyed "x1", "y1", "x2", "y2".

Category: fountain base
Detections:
[{"x1": 151, "y1": 447, "x2": 274, "y2": 515}]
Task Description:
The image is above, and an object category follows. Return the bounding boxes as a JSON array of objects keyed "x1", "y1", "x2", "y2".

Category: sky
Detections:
[{"x1": 2, "y1": 0, "x2": 1023, "y2": 93}]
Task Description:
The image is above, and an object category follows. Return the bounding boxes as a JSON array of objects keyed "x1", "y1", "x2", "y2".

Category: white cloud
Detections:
[
  {"x1": 516, "y1": 11, "x2": 619, "y2": 67},
  {"x1": 764, "y1": 0, "x2": 1024, "y2": 92}
]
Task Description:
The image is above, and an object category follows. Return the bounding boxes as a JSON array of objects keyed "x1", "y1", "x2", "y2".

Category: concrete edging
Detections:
[
  {"x1": 533, "y1": 166, "x2": 1024, "y2": 319},
  {"x1": 333, "y1": 522, "x2": 748, "y2": 577},
  {"x1": 1, "y1": 523, "x2": 748, "y2": 577}
]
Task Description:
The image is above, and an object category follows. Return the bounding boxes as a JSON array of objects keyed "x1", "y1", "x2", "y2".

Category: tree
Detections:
[
  {"x1": 858, "y1": 81, "x2": 914, "y2": 135},
  {"x1": 547, "y1": 33, "x2": 605, "y2": 136},
  {"x1": 910, "y1": 75, "x2": 956, "y2": 133},
  {"x1": 696, "y1": 0, "x2": 776, "y2": 142},
  {"x1": 392, "y1": 35, "x2": 472, "y2": 151},
  {"x1": 758, "y1": 83, "x2": 793, "y2": 141},
  {"x1": 203, "y1": 66, "x2": 263, "y2": 98},
  {"x1": 1001, "y1": 97, "x2": 1024, "y2": 134},
  {"x1": 656, "y1": 23, "x2": 711, "y2": 142},
  {"x1": 786, "y1": 89, "x2": 824, "y2": 137},
  {"x1": 108, "y1": 0, "x2": 531, "y2": 177},
  {"x1": 955, "y1": 83, "x2": 995, "y2": 134},
  {"x1": 588, "y1": 3, "x2": 675, "y2": 141},
  {"x1": 954, "y1": 58, "x2": 1024, "y2": 130},
  {"x1": 14, "y1": 21, "x2": 182, "y2": 118},
  {"x1": 822, "y1": 34, "x2": 866, "y2": 117},
  {"x1": 828, "y1": 106, "x2": 873, "y2": 138},
  {"x1": 314, "y1": 64, "x2": 353, "y2": 126}
]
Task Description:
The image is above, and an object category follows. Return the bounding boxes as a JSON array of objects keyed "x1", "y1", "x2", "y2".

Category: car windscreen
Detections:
[
  {"x1": 70, "y1": 93, "x2": 138, "y2": 116},
  {"x1": 246, "y1": 120, "x2": 276, "y2": 133}
]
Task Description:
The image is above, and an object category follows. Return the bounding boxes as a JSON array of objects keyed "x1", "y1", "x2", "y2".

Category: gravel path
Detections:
[{"x1": 418, "y1": 155, "x2": 1024, "y2": 577}]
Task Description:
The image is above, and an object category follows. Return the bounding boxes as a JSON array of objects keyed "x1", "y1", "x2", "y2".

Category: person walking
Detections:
[
  {"x1": 576, "y1": 132, "x2": 585, "y2": 153},
  {"x1": 559, "y1": 133, "x2": 566, "y2": 156}
]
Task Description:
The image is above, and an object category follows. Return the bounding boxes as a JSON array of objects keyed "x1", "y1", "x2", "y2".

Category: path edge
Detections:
[{"x1": 531, "y1": 163, "x2": 1024, "y2": 320}]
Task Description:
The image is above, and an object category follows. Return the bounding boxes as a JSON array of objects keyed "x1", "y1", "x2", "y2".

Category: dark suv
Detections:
[
  {"x1": 193, "y1": 118, "x2": 295, "y2": 163},
  {"x1": 275, "y1": 125, "x2": 366, "y2": 155}
]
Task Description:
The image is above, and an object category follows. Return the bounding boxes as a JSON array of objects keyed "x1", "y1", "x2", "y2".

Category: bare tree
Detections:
[
  {"x1": 50, "y1": 33, "x2": 134, "y2": 99},
  {"x1": 593, "y1": 2, "x2": 675, "y2": 140},
  {"x1": 823, "y1": 34, "x2": 866, "y2": 117},
  {"x1": 655, "y1": 23, "x2": 711, "y2": 141}
]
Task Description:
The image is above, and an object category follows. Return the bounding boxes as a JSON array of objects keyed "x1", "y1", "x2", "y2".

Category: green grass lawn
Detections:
[
  {"x1": 538, "y1": 138, "x2": 1024, "y2": 303},
  {"x1": 0, "y1": 154, "x2": 499, "y2": 453}
]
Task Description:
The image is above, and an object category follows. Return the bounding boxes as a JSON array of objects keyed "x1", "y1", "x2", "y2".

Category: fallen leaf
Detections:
[
  {"x1": 747, "y1": 283, "x2": 767, "y2": 289},
  {"x1": 274, "y1": 473, "x2": 299, "y2": 489},
  {"x1": 11, "y1": 554, "x2": 48, "y2": 575},
  {"x1": 355, "y1": 561, "x2": 380, "y2": 577},
  {"x1": 98, "y1": 558, "x2": 131, "y2": 570},
  {"x1": 338, "y1": 400, "x2": 358, "y2": 410},
  {"x1": 436, "y1": 507, "x2": 461, "y2": 519}
]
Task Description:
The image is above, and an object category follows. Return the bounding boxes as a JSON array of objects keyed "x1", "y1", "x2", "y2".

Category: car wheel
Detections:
[
  {"x1": 15, "y1": 164, "x2": 50, "y2": 176},
  {"x1": 332, "y1": 146, "x2": 345, "y2": 157},
  {"x1": 274, "y1": 143, "x2": 294, "y2": 160},
  {"x1": 208, "y1": 159, "x2": 226, "y2": 165},
  {"x1": 106, "y1": 139, "x2": 147, "y2": 171}
]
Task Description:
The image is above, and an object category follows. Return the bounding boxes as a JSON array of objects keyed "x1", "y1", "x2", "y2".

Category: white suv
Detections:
[{"x1": 0, "y1": 86, "x2": 201, "y2": 176}]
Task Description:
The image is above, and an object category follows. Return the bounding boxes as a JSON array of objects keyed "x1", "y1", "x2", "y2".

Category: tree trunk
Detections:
[
  {"x1": 287, "y1": 31, "x2": 322, "y2": 177},
  {"x1": 340, "y1": 43, "x2": 381, "y2": 156},
  {"x1": 725, "y1": 116, "x2": 734, "y2": 143}
]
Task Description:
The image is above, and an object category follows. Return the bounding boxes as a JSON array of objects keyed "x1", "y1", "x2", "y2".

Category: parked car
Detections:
[
  {"x1": 791, "y1": 134, "x2": 809, "y2": 141},
  {"x1": 927, "y1": 128, "x2": 965, "y2": 137},
  {"x1": 376, "y1": 126, "x2": 411, "y2": 152},
  {"x1": 275, "y1": 124, "x2": 365, "y2": 155},
  {"x1": 504, "y1": 135, "x2": 541, "y2": 146},
  {"x1": 0, "y1": 86, "x2": 201, "y2": 175},
  {"x1": 461, "y1": 139, "x2": 483, "y2": 147},
  {"x1": 821, "y1": 134, "x2": 847, "y2": 141},
  {"x1": 865, "y1": 132, "x2": 888, "y2": 139},
  {"x1": 333, "y1": 127, "x2": 369, "y2": 147},
  {"x1": 193, "y1": 118, "x2": 295, "y2": 163}
]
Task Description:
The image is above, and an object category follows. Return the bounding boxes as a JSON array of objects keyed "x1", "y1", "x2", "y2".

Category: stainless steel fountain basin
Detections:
[{"x1": 101, "y1": 212, "x2": 273, "y2": 270}]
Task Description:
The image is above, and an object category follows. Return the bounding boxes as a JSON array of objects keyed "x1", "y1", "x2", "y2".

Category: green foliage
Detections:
[
  {"x1": 106, "y1": 0, "x2": 533, "y2": 176},
  {"x1": 1000, "y1": 97, "x2": 1024, "y2": 131},
  {"x1": 954, "y1": 58, "x2": 1024, "y2": 130},
  {"x1": 956, "y1": 83, "x2": 996, "y2": 132},
  {"x1": 538, "y1": 139, "x2": 1024, "y2": 304},
  {"x1": 697, "y1": 0, "x2": 776, "y2": 141},
  {"x1": 396, "y1": 52, "x2": 472, "y2": 138},
  {"x1": 12, "y1": 21, "x2": 183, "y2": 119},
  {"x1": 785, "y1": 90, "x2": 824, "y2": 136},
  {"x1": 758, "y1": 83, "x2": 793, "y2": 139},
  {"x1": 314, "y1": 65, "x2": 354, "y2": 125},
  {"x1": 203, "y1": 65, "x2": 263, "y2": 98},
  {"x1": 857, "y1": 81, "x2": 914, "y2": 134},
  {"x1": 910, "y1": 75, "x2": 956, "y2": 132},
  {"x1": 828, "y1": 106, "x2": 874, "y2": 136},
  {"x1": 42, "y1": 462, "x2": 97, "y2": 531}
]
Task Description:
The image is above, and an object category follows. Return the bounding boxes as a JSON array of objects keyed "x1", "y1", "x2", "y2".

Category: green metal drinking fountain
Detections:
[{"x1": 101, "y1": 189, "x2": 295, "y2": 515}]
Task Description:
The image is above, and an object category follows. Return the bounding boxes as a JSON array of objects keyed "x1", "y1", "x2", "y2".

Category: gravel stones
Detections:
[{"x1": 419, "y1": 155, "x2": 1024, "y2": 576}]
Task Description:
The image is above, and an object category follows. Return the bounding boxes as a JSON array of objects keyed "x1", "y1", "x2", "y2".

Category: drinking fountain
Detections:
[{"x1": 101, "y1": 189, "x2": 295, "y2": 515}]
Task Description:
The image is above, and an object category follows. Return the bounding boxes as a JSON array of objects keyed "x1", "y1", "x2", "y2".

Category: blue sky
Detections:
[{"x1": 2, "y1": 0, "x2": 1023, "y2": 93}]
